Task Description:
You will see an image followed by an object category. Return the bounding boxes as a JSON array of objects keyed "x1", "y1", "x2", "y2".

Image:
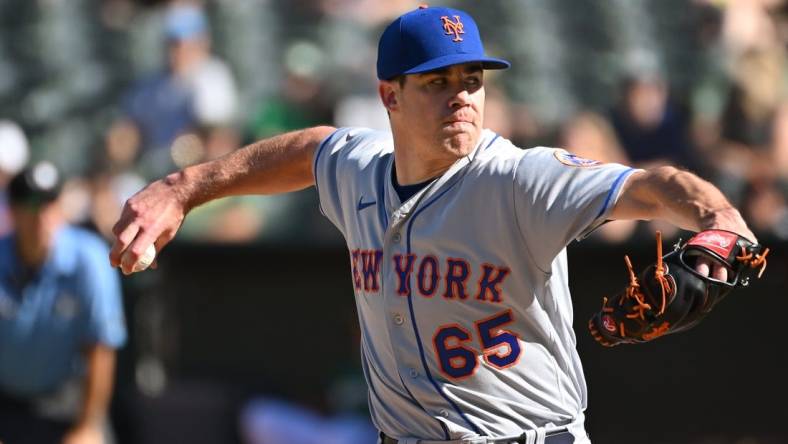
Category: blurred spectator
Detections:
[
  {"x1": 248, "y1": 69, "x2": 334, "y2": 140},
  {"x1": 170, "y1": 123, "x2": 336, "y2": 244},
  {"x1": 561, "y1": 111, "x2": 629, "y2": 164},
  {"x1": 720, "y1": 49, "x2": 784, "y2": 155},
  {"x1": 0, "y1": 162, "x2": 127, "y2": 444},
  {"x1": 88, "y1": 170, "x2": 147, "y2": 243},
  {"x1": 0, "y1": 120, "x2": 30, "y2": 237},
  {"x1": 748, "y1": 100, "x2": 788, "y2": 238},
  {"x1": 720, "y1": 0, "x2": 783, "y2": 56},
  {"x1": 610, "y1": 72, "x2": 696, "y2": 170},
  {"x1": 317, "y1": 0, "x2": 417, "y2": 25},
  {"x1": 508, "y1": 102, "x2": 546, "y2": 149},
  {"x1": 773, "y1": 102, "x2": 788, "y2": 183},
  {"x1": 240, "y1": 398, "x2": 377, "y2": 444},
  {"x1": 715, "y1": 49, "x2": 786, "y2": 202},
  {"x1": 174, "y1": 126, "x2": 269, "y2": 243},
  {"x1": 559, "y1": 112, "x2": 637, "y2": 243},
  {"x1": 333, "y1": 93, "x2": 389, "y2": 131},
  {"x1": 481, "y1": 86, "x2": 515, "y2": 140},
  {"x1": 108, "y1": 2, "x2": 239, "y2": 180},
  {"x1": 239, "y1": 319, "x2": 376, "y2": 444},
  {"x1": 87, "y1": 118, "x2": 148, "y2": 240},
  {"x1": 741, "y1": 176, "x2": 788, "y2": 236},
  {"x1": 694, "y1": 0, "x2": 788, "y2": 239}
]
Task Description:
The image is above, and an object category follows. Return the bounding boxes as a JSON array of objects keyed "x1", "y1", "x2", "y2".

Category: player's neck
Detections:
[
  {"x1": 392, "y1": 149, "x2": 455, "y2": 185},
  {"x1": 391, "y1": 133, "x2": 460, "y2": 185}
]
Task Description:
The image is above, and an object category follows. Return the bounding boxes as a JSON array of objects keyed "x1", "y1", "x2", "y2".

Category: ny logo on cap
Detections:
[{"x1": 441, "y1": 15, "x2": 464, "y2": 42}]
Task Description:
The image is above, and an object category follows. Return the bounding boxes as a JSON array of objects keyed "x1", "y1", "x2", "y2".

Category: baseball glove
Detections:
[{"x1": 588, "y1": 229, "x2": 769, "y2": 346}]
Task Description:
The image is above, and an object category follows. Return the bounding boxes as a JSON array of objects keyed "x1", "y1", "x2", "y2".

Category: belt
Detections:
[{"x1": 380, "y1": 428, "x2": 573, "y2": 444}]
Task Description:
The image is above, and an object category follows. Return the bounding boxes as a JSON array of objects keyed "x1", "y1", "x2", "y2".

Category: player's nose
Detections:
[{"x1": 448, "y1": 88, "x2": 472, "y2": 109}]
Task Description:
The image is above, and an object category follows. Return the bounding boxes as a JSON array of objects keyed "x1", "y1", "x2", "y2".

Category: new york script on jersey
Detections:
[{"x1": 350, "y1": 248, "x2": 510, "y2": 303}]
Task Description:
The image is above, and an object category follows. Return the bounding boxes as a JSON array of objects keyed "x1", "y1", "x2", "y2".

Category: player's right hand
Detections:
[{"x1": 109, "y1": 172, "x2": 189, "y2": 274}]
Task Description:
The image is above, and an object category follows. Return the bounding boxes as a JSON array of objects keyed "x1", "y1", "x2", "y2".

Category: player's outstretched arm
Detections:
[
  {"x1": 609, "y1": 165, "x2": 756, "y2": 280},
  {"x1": 610, "y1": 165, "x2": 755, "y2": 240},
  {"x1": 589, "y1": 165, "x2": 769, "y2": 346},
  {"x1": 109, "y1": 126, "x2": 336, "y2": 274}
]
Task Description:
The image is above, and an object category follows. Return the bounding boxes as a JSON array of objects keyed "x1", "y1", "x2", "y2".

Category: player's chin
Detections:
[{"x1": 440, "y1": 126, "x2": 479, "y2": 154}]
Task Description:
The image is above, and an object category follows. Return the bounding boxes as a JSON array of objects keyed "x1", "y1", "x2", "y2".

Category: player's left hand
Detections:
[
  {"x1": 588, "y1": 229, "x2": 769, "y2": 346},
  {"x1": 694, "y1": 256, "x2": 728, "y2": 282},
  {"x1": 62, "y1": 424, "x2": 103, "y2": 444},
  {"x1": 695, "y1": 207, "x2": 757, "y2": 280}
]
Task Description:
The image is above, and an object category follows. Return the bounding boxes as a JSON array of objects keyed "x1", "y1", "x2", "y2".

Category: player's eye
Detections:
[
  {"x1": 428, "y1": 77, "x2": 447, "y2": 86},
  {"x1": 465, "y1": 76, "x2": 481, "y2": 86}
]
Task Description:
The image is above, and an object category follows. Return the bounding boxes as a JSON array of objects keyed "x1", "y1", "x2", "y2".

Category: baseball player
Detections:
[{"x1": 110, "y1": 6, "x2": 756, "y2": 444}]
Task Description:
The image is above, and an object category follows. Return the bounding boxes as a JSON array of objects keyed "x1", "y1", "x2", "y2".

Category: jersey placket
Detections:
[
  {"x1": 378, "y1": 153, "x2": 486, "y2": 436},
  {"x1": 379, "y1": 197, "x2": 437, "y2": 417}
]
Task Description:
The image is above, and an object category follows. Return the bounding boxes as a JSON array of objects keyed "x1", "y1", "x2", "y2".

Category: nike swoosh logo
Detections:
[{"x1": 357, "y1": 196, "x2": 376, "y2": 211}]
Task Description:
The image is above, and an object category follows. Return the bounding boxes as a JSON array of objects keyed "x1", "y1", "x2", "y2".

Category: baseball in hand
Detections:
[{"x1": 123, "y1": 244, "x2": 157, "y2": 273}]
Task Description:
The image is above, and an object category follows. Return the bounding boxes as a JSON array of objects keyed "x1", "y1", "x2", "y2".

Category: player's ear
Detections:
[{"x1": 378, "y1": 81, "x2": 399, "y2": 111}]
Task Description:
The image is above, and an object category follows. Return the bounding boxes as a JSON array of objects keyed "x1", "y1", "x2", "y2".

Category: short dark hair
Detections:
[
  {"x1": 8, "y1": 162, "x2": 62, "y2": 207},
  {"x1": 389, "y1": 75, "x2": 407, "y2": 87}
]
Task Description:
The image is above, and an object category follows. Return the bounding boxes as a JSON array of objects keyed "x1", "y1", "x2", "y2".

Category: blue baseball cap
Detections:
[
  {"x1": 165, "y1": 5, "x2": 208, "y2": 41},
  {"x1": 376, "y1": 5, "x2": 510, "y2": 80}
]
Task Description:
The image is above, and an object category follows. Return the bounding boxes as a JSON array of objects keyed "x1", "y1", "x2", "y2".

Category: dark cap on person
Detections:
[
  {"x1": 7, "y1": 161, "x2": 62, "y2": 207},
  {"x1": 376, "y1": 5, "x2": 510, "y2": 80}
]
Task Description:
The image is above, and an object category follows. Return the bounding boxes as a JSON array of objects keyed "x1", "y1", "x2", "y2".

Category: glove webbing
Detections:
[{"x1": 601, "y1": 231, "x2": 674, "y2": 339}]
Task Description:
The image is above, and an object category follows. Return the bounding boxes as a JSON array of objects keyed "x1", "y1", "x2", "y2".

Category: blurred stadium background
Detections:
[{"x1": 1, "y1": 0, "x2": 787, "y2": 443}]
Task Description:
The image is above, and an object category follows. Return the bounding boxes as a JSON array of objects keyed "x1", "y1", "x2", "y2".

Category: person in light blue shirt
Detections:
[{"x1": 0, "y1": 162, "x2": 127, "y2": 444}]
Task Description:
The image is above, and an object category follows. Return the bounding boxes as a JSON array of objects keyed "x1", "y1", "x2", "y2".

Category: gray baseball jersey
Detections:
[{"x1": 313, "y1": 127, "x2": 636, "y2": 442}]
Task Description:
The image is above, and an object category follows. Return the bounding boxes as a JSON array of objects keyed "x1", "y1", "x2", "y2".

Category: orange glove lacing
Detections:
[
  {"x1": 652, "y1": 231, "x2": 675, "y2": 315},
  {"x1": 602, "y1": 231, "x2": 674, "y2": 338},
  {"x1": 595, "y1": 231, "x2": 768, "y2": 344},
  {"x1": 736, "y1": 247, "x2": 770, "y2": 278}
]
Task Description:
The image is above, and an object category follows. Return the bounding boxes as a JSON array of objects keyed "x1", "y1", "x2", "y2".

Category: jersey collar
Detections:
[{"x1": 384, "y1": 129, "x2": 495, "y2": 225}]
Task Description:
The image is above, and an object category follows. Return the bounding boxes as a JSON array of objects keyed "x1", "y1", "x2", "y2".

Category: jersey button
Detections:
[
  {"x1": 439, "y1": 409, "x2": 449, "y2": 418},
  {"x1": 393, "y1": 314, "x2": 404, "y2": 325},
  {"x1": 392, "y1": 232, "x2": 401, "y2": 243},
  {"x1": 409, "y1": 368, "x2": 419, "y2": 378}
]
